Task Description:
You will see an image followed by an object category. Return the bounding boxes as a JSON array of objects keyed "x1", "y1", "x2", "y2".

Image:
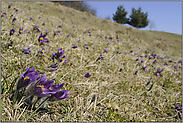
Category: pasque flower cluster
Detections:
[{"x1": 14, "y1": 67, "x2": 70, "y2": 107}]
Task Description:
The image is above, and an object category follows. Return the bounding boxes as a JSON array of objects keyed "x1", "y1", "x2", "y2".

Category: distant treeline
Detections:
[{"x1": 52, "y1": 1, "x2": 97, "y2": 16}]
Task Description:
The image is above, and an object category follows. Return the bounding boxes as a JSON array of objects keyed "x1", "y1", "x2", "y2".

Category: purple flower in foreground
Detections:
[
  {"x1": 174, "y1": 66, "x2": 178, "y2": 71},
  {"x1": 37, "y1": 47, "x2": 45, "y2": 56},
  {"x1": 19, "y1": 27, "x2": 26, "y2": 34},
  {"x1": 38, "y1": 33, "x2": 49, "y2": 44},
  {"x1": 84, "y1": 44, "x2": 89, "y2": 49},
  {"x1": 49, "y1": 90, "x2": 70, "y2": 102},
  {"x1": 52, "y1": 47, "x2": 65, "y2": 59},
  {"x1": 12, "y1": 17, "x2": 16, "y2": 22},
  {"x1": 16, "y1": 67, "x2": 40, "y2": 91},
  {"x1": 155, "y1": 68, "x2": 163, "y2": 78},
  {"x1": 104, "y1": 49, "x2": 108, "y2": 53},
  {"x1": 85, "y1": 72, "x2": 91, "y2": 78},
  {"x1": 72, "y1": 45, "x2": 77, "y2": 49},
  {"x1": 175, "y1": 103, "x2": 179, "y2": 109},
  {"x1": 9, "y1": 29, "x2": 15, "y2": 36},
  {"x1": 153, "y1": 60, "x2": 157, "y2": 64},
  {"x1": 33, "y1": 74, "x2": 56, "y2": 97},
  {"x1": 96, "y1": 54, "x2": 104, "y2": 61},
  {"x1": 134, "y1": 70, "x2": 138, "y2": 75},
  {"x1": 1, "y1": 12, "x2": 6, "y2": 17},
  {"x1": 48, "y1": 63, "x2": 58, "y2": 68},
  {"x1": 33, "y1": 26, "x2": 40, "y2": 33},
  {"x1": 8, "y1": 5, "x2": 11, "y2": 9},
  {"x1": 22, "y1": 46, "x2": 31, "y2": 55}
]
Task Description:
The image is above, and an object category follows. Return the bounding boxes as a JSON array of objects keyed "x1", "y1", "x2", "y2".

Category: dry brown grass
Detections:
[{"x1": 1, "y1": 1, "x2": 182, "y2": 122}]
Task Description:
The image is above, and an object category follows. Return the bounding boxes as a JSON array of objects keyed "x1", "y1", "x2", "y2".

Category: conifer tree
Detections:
[
  {"x1": 128, "y1": 7, "x2": 148, "y2": 28},
  {"x1": 113, "y1": 5, "x2": 128, "y2": 24}
]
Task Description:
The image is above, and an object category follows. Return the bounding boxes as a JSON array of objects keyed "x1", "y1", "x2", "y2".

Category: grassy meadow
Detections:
[{"x1": 1, "y1": 1, "x2": 182, "y2": 122}]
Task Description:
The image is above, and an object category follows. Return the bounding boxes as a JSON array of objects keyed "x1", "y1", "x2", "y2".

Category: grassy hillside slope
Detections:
[{"x1": 1, "y1": 1, "x2": 182, "y2": 122}]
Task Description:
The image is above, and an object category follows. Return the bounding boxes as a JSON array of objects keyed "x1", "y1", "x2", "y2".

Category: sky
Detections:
[{"x1": 87, "y1": 1, "x2": 182, "y2": 35}]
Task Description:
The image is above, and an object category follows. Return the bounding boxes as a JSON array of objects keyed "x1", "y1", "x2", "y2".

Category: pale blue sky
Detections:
[{"x1": 87, "y1": 1, "x2": 182, "y2": 35}]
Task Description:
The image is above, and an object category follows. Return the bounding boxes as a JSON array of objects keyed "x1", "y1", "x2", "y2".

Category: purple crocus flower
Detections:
[
  {"x1": 19, "y1": 28, "x2": 26, "y2": 34},
  {"x1": 58, "y1": 25, "x2": 62, "y2": 28},
  {"x1": 142, "y1": 66, "x2": 147, "y2": 72},
  {"x1": 156, "y1": 68, "x2": 163, "y2": 78},
  {"x1": 33, "y1": 74, "x2": 56, "y2": 97},
  {"x1": 60, "y1": 55, "x2": 68, "y2": 63},
  {"x1": 8, "y1": 5, "x2": 11, "y2": 9},
  {"x1": 16, "y1": 67, "x2": 40, "y2": 91},
  {"x1": 78, "y1": 40, "x2": 80, "y2": 43},
  {"x1": 130, "y1": 50, "x2": 133, "y2": 53},
  {"x1": 164, "y1": 62, "x2": 168, "y2": 66},
  {"x1": 38, "y1": 33, "x2": 49, "y2": 44},
  {"x1": 145, "y1": 54, "x2": 147, "y2": 58},
  {"x1": 52, "y1": 47, "x2": 65, "y2": 59},
  {"x1": 85, "y1": 72, "x2": 91, "y2": 78},
  {"x1": 141, "y1": 60, "x2": 144, "y2": 63},
  {"x1": 9, "y1": 29, "x2": 15, "y2": 36},
  {"x1": 135, "y1": 70, "x2": 138, "y2": 75},
  {"x1": 72, "y1": 45, "x2": 77, "y2": 49},
  {"x1": 174, "y1": 66, "x2": 178, "y2": 71},
  {"x1": 33, "y1": 26, "x2": 40, "y2": 33},
  {"x1": 37, "y1": 47, "x2": 45, "y2": 56},
  {"x1": 30, "y1": 17, "x2": 32, "y2": 20},
  {"x1": 136, "y1": 58, "x2": 139, "y2": 61},
  {"x1": 48, "y1": 63, "x2": 58, "y2": 68},
  {"x1": 22, "y1": 46, "x2": 31, "y2": 55},
  {"x1": 1, "y1": 12, "x2": 6, "y2": 17},
  {"x1": 96, "y1": 54, "x2": 104, "y2": 61},
  {"x1": 67, "y1": 34, "x2": 72, "y2": 37},
  {"x1": 49, "y1": 90, "x2": 70, "y2": 102},
  {"x1": 108, "y1": 37, "x2": 112, "y2": 40},
  {"x1": 178, "y1": 60, "x2": 182, "y2": 65},
  {"x1": 11, "y1": 14, "x2": 13, "y2": 17},
  {"x1": 84, "y1": 44, "x2": 89, "y2": 49},
  {"x1": 153, "y1": 60, "x2": 157, "y2": 64},
  {"x1": 175, "y1": 103, "x2": 179, "y2": 109},
  {"x1": 12, "y1": 17, "x2": 16, "y2": 22},
  {"x1": 104, "y1": 49, "x2": 108, "y2": 53}
]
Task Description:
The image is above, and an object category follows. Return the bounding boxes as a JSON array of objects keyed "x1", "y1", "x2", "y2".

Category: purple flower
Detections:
[
  {"x1": 84, "y1": 44, "x2": 89, "y2": 49},
  {"x1": 22, "y1": 46, "x2": 31, "y2": 55},
  {"x1": 178, "y1": 60, "x2": 182, "y2": 65},
  {"x1": 164, "y1": 62, "x2": 168, "y2": 66},
  {"x1": 12, "y1": 17, "x2": 16, "y2": 22},
  {"x1": 145, "y1": 54, "x2": 147, "y2": 58},
  {"x1": 42, "y1": 23, "x2": 45, "y2": 26},
  {"x1": 16, "y1": 67, "x2": 40, "y2": 90},
  {"x1": 155, "y1": 68, "x2": 163, "y2": 78},
  {"x1": 37, "y1": 47, "x2": 45, "y2": 56},
  {"x1": 11, "y1": 14, "x2": 13, "y2": 17},
  {"x1": 67, "y1": 34, "x2": 72, "y2": 37},
  {"x1": 143, "y1": 66, "x2": 147, "y2": 72},
  {"x1": 1, "y1": 12, "x2": 6, "y2": 17},
  {"x1": 48, "y1": 63, "x2": 58, "y2": 68},
  {"x1": 58, "y1": 25, "x2": 62, "y2": 28},
  {"x1": 85, "y1": 72, "x2": 91, "y2": 78},
  {"x1": 175, "y1": 103, "x2": 179, "y2": 109},
  {"x1": 135, "y1": 70, "x2": 138, "y2": 75},
  {"x1": 52, "y1": 47, "x2": 65, "y2": 59},
  {"x1": 153, "y1": 60, "x2": 157, "y2": 64},
  {"x1": 49, "y1": 90, "x2": 70, "y2": 102},
  {"x1": 174, "y1": 66, "x2": 178, "y2": 71},
  {"x1": 9, "y1": 29, "x2": 15, "y2": 36},
  {"x1": 33, "y1": 26, "x2": 40, "y2": 33},
  {"x1": 130, "y1": 50, "x2": 133, "y2": 53},
  {"x1": 141, "y1": 60, "x2": 144, "y2": 63},
  {"x1": 38, "y1": 33, "x2": 49, "y2": 44},
  {"x1": 30, "y1": 17, "x2": 32, "y2": 20},
  {"x1": 108, "y1": 37, "x2": 112, "y2": 40},
  {"x1": 34, "y1": 74, "x2": 56, "y2": 97},
  {"x1": 78, "y1": 40, "x2": 80, "y2": 43},
  {"x1": 19, "y1": 28, "x2": 26, "y2": 34},
  {"x1": 8, "y1": 5, "x2": 11, "y2": 9},
  {"x1": 60, "y1": 55, "x2": 68, "y2": 63},
  {"x1": 72, "y1": 45, "x2": 77, "y2": 49},
  {"x1": 96, "y1": 54, "x2": 104, "y2": 61},
  {"x1": 136, "y1": 58, "x2": 139, "y2": 61},
  {"x1": 104, "y1": 49, "x2": 108, "y2": 53}
]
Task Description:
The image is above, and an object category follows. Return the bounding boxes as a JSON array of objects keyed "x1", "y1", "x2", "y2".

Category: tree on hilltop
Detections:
[
  {"x1": 113, "y1": 5, "x2": 128, "y2": 24},
  {"x1": 127, "y1": 7, "x2": 148, "y2": 28}
]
